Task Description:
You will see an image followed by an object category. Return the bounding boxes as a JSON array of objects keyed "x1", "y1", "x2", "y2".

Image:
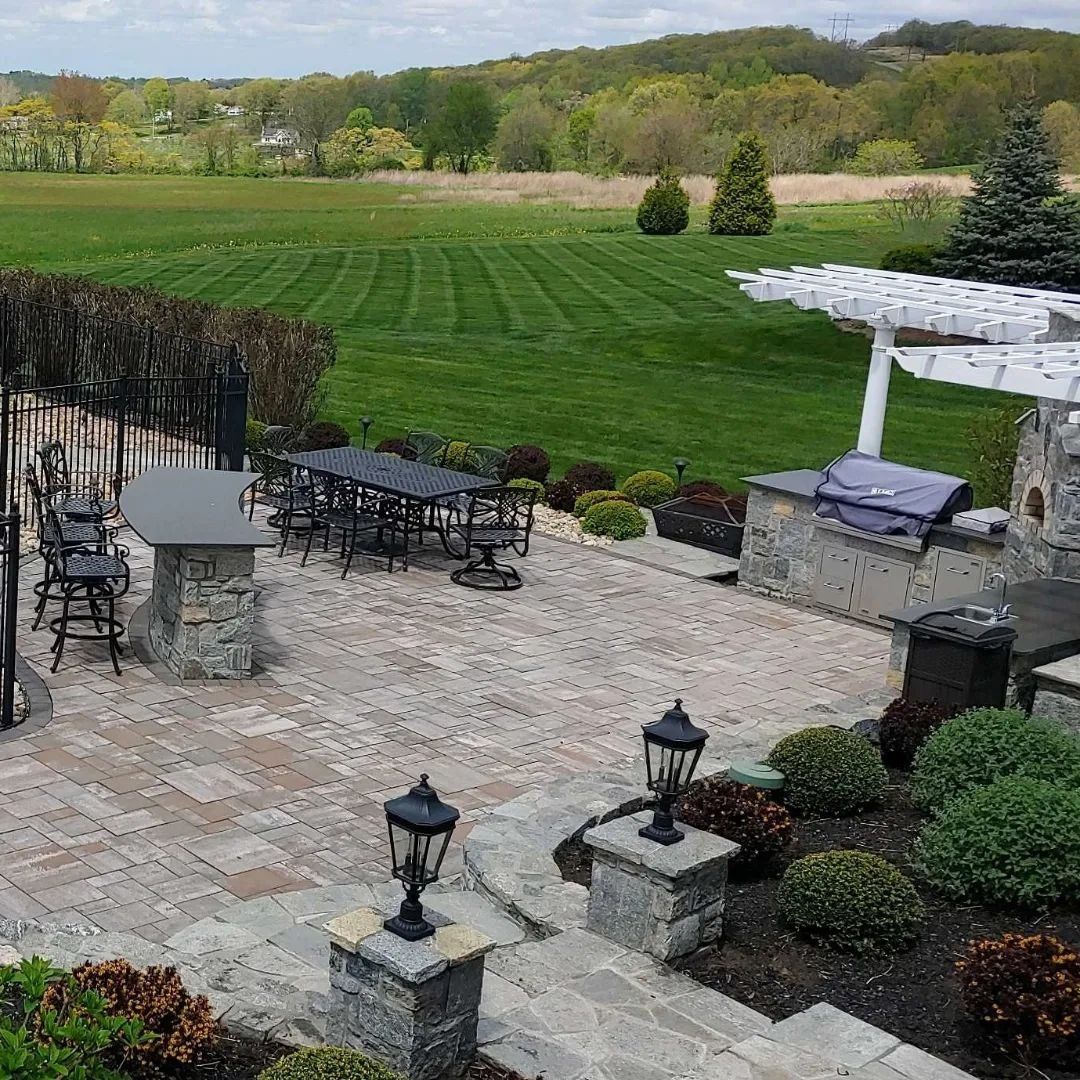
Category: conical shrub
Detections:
[
  {"x1": 636, "y1": 168, "x2": 690, "y2": 235},
  {"x1": 708, "y1": 132, "x2": 776, "y2": 236}
]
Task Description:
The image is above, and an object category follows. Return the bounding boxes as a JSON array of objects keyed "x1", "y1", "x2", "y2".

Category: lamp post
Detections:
[
  {"x1": 360, "y1": 416, "x2": 374, "y2": 450},
  {"x1": 383, "y1": 774, "x2": 460, "y2": 941},
  {"x1": 639, "y1": 699, "x2": 708, "y2": 845},
  {"x1": 673, "y1": 458, "x2": 689, "y2": 487}
]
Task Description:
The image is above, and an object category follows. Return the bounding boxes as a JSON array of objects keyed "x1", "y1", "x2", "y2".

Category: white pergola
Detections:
[{"x1": 727, "y1": 263, "x2": 1080, "y2": 456}]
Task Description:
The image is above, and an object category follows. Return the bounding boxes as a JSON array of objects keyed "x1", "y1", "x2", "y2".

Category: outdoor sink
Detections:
[{"x1": 948, "y1": 604, "x2": 1013, "y2": 624}]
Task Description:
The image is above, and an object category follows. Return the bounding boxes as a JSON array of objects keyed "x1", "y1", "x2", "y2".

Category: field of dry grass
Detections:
[{"x1": 366, "y1": 169, "x2": 1080, "y2": 209}]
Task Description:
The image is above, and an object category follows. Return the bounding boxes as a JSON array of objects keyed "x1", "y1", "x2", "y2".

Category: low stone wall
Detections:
[{"x1": 149, "y1": 544, "x2": 256, "y2": 679}]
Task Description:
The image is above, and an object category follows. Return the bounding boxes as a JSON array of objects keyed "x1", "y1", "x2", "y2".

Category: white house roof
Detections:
[{"x1": 726, "y1": 263, "x2": 1080, "y2": 343}]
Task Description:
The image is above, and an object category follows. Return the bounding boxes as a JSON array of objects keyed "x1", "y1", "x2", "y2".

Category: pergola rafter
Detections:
[{"x1": 726, "y1": 264, "x2": 1080, "y2": 456}]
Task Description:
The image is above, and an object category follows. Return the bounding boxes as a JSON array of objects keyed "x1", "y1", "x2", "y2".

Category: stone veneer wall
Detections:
[
  {"x1": 740, "y1": 486, "x2": 1002, "y2": 609},
  {"x1": 149, "y1": 545, "x2": 255, "y2": 679}
]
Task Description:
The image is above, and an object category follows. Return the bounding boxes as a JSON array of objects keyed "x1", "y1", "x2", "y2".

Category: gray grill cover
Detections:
[{"x1": 814, "y1": 450, "x2": 973, "y2": 538}]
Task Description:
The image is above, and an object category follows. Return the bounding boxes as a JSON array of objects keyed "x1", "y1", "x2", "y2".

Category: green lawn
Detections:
[{"x1": 0, "y1": 173, "x2": 989, "y2": 486}]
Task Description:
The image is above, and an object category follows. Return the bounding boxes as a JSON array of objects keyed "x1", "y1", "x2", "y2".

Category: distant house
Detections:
[
  {"x1": 215, "y1": 104, "x2": 245, "y2": 117},
  {"x1": 153, "y1": 109, "x2": 172, "y2": 124},
  {"x1": 259, "y1": 125, "x2": 299, "y2": 148}
]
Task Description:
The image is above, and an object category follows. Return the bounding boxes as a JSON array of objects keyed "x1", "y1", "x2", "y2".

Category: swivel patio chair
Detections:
[
  {"x1": 447, "y1": 486, "x2": 537, "y2": 591},
  {"x1": 25, "y1": 466, "x2": 116, "y2": 632},
  {"x1": 406, "y1": 430, "x2": 449, "y2": 466},
  {"x1": 36, "y1": 440, "x2": 117, "y2": 522},
  {"x1": 247, "y1": 452, "x2": 321, "y2": 554},
  {"x1": 43, "y1": 505, "x2": 130, "y2": 675}
]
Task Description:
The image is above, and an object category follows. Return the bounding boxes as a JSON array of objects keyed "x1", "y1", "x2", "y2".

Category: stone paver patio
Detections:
[{"x1": 0, "y1": 514, "x2": 887, "y2": 942}]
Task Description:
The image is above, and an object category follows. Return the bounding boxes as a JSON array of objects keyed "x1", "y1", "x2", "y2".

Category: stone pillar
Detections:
[
  {"x1": 582, "y1": 810, "x2": 739, "y2": 962},
  {"x1": 149, "y1": 544, "x2": 255, "y2": 679},
  {"x1": 325, "y1": 907, "x2": 495, "y2": 1080}
]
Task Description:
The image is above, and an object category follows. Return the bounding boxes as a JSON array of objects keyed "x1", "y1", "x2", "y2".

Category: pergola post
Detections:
[{"x1": 856, "y1": 326, "x2": 896, "y2": 457}]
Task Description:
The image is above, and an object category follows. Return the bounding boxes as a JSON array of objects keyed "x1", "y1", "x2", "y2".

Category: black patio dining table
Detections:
[{"x1": 286, "y1": 446, "x2": 498, "y2": 557}]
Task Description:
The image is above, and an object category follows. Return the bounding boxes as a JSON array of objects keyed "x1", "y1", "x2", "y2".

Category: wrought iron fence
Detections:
[
  {"x1": 0, "y1": 504, "x2": 20, "y2": 730},
  {"x1": 0, "y1": 296, "x2": 249, "y2": 519}
]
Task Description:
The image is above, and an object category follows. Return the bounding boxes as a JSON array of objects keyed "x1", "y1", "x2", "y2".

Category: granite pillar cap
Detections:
[
  {"x1": 583, "y1": 811, "x2": 740, "y2": 879},
  {"x1": 325, "y1": 905, "x2": 495, "y2": 983}
]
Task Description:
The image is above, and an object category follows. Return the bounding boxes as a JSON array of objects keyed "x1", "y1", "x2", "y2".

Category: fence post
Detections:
[
  {"x1": 0, "y1": 382, "x2": 9, "y2": 510},
  {"x1": 1, "y1": 503, "x2": 19, "y2": 730},
  {"x1": 220, "y1": 348, "x2": 248, "y2": 472},
  {"x1": 113, "y1": 376, "x2": 129, "y2": 498}
]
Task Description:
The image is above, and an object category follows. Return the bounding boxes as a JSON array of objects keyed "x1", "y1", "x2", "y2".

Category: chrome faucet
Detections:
[{"x1": 987, "y1": 572, "x2": 1012, "y2": 621}]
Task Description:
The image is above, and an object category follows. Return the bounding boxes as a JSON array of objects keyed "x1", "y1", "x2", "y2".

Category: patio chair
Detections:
[
  {"x1": 468, "y1": 446, "x2": 508, "y2": 481},
  {"x1": 43, "y1": 505, "x2": 130, "y2": 675},
  {"x1": 302, "y1": 474, "x2": 399, "y2": 577},
  {"x1": 447, "y1": 486, "x2": 537, "y2": 591},
  {"x1": 36, "y1": 440, "x2": 117, "y2": 522},
  {"x1": 406, "y1": 430, "x2": 449, "y2": 466},
  {"x1": 262, "y1": 425, "x2": 298, "y2": 454},
  {"x1": 247, "y1": 452, "x2": 321, "y2": 555},
  {"x1": 25, "y1": 466, "x2": 116, "y2": 632}
]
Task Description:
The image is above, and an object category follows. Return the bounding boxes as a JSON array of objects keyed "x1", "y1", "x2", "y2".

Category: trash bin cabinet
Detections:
[{"x1": 903, "y1": 612, "x2": 1016, "y2": 710}]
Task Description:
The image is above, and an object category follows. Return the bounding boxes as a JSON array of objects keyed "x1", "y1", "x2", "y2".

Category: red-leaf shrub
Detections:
[
  {"x1": 563, "y1": 461, "x2": 617, "y2": 493},
  {"x1": 503, "y1": 444, "x2": 550, "y2": 483},
  {"x1": 957, "y1": 933, "x2": 1080, "y2": 1064},
  {"x1": 679, "y1": 480, "x2": 728, "y2": 498},
  {"x1": 374, "y1": 438, "x2": 417, "y2": 459},
  {"x1": 878, "y1": 697, "x2": 960, "y2": 769},
  {"x1": 679, "y1": 778, "x2": 794, "y2": 867}
]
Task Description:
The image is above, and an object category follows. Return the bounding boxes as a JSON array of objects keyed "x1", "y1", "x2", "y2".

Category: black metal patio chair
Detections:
[
  {"x1": 301, "y1": 474, "x2": 400, "y2": 577},
  {"x1": 262, "y1": 426, "x2": 298, "y2": 454},
  {"x1": 247, "y1": 452, "x2": 322, "y2": 555},
  {"x1": 43, "y1": 505, "x2": 130, "y2": 674},
  {"x1": 469, "y1": 446, "x2": 508, "y2": 481},
  {"x1": 25, "y1": 466, "x2": 116, "y2": 632},
  {"x1": 447, "y1": 486, "x2": 537, "y2": 591},
  {"x1": 406, "y1": 430, "x2": 449, "y2": 466},
  {"x1": 36, "y1": 440, "x2": 117, "y2": 522}
]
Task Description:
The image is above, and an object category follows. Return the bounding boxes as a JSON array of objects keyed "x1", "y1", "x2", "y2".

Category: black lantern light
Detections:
[
  {"x1": 639, "y1": 699, "x2": 708, "y2": 845},
  {"x1": 360, "y1": 416, "x2": 374, "y2": 450},
  {"x1": 383, "y1": 774, "x2": 460, "y2": 940},
  {"x1": 673, "y1": 458, "x2": 689, "y2": 487}
]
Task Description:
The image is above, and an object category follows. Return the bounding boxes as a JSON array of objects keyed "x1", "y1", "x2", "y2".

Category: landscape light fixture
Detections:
[
  {"x1": 383, "y1": 774, "x2": 460, "y2": 941},
  {"x1": 360, "y1": 416, "x2": 374, "y2": 449},
  {"x1": 673, "y1": 458, "x2": 689, "y2": 486},
  {"x1": 639, "y1": 699, "x2": 708, "y2": 846}
]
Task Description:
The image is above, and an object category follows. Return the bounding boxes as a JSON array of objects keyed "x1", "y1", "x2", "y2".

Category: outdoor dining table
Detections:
[{"x1": 286, "y1": 447, "x2": 498, "y2": 561}]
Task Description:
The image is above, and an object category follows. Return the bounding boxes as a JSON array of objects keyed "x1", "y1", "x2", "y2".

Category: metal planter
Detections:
[{"x1": 652, "y1": 495, "x2": 746, "y2": 558}]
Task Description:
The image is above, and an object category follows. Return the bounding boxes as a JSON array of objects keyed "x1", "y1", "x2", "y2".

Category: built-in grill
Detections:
[{"x1": 814, "y1": 450, "x2": 973, "y2": 539}]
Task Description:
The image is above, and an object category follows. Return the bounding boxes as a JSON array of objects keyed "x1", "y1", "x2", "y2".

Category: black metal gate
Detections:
[{"x1": 0, "y1": 505, "x2": 20, "y2": 729}]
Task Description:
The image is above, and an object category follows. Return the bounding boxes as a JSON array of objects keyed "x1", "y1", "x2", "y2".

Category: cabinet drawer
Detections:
[
  {"x1": 814, "y1": 545, "x2": 856, "y2": 612},
  {"x1": 856, "y1": 555, "x2": 912, "y2": 622},
  {"x1": 932, "y1": 551, "x2": 986, "y2": 601}
]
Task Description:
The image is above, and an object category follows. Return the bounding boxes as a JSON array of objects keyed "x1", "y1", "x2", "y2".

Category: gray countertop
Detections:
[
  {"x1": 741, "y1": 468, "x2": 1005, "y2": 548},
  {"x1": 120, "y1": 468, "x2": 275, "y2": 548},
  {"x1": 886, "y1": 578, "x2": 1080, "y2": 659}
]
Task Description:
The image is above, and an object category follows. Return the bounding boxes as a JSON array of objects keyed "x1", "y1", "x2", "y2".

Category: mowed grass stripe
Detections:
[
  {"x1": 305, "y1": 248, "x2": 356, "y2": 320},
  {"x1": 492, "y1": 243, "x2": 576, "y2": 334}
]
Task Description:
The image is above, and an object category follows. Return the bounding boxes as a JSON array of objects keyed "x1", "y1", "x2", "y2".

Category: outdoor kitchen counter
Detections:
[
  {"x1": 738, "y1": 468, "x2": 1005, "y2": 626},
  {"x1": 121, "y1": 468, "x2": 274, "y2": 680}
]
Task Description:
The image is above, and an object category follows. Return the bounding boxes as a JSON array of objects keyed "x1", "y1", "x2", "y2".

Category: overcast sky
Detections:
[{"x1": 2, "y1": 1, "x2": 1079, "y2": 80}]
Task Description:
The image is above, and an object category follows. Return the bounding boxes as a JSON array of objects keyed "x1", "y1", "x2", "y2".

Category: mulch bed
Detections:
[{"x1": 554, "y1": 773, "x2": 1080, "y2": 1080}]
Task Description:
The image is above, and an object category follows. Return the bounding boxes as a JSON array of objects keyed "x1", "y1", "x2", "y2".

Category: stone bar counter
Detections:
[{"x1": 120, "y1": 468, "x2": 274, "y2": 679}]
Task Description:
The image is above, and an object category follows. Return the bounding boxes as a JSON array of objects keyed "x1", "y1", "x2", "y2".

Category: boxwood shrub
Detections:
[
  {"x1": 767, "y1": 727, "x2": 887, "y2": 816},
  {"x1": 508, "y1": 478, "x2": 546, "y2": 503},
  {"x1": 910, "y1": 707, "x2": 1080, "y2": 814},
  {"x1": 581, "y1": 500, "x2": 647, "y2": 540},
  {"x1": 778, "y1": 850, "x2": 925, "y2": 953},
  {"x1": 573, "y1": 489, "x2": 632, "y2": 517},
  {"x1": 621, "y1": 470, "x2": 678, "y2": 508},
  {"x1": 913, "y1": 777, "x2": 1080, "y2": 909},
  {"x1": 261, "y1": 1047, "x2": 402, "y2": 1080}
]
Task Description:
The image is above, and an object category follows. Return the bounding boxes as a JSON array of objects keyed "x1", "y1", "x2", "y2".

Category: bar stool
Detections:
[{"x1": 44, "y1": 507, "x2": 131, "y2": 675}]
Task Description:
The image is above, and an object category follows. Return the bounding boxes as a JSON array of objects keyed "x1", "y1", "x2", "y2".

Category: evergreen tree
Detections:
[
  {"x1": 935, "y1": 102, "x2": 1080, "y2": 291},
  {"x1": 708, "y1": 132, "x2": 776, "y2": 236},
  {"x1": 636, "y1": 168, "x2": 690, "y2": 235}
]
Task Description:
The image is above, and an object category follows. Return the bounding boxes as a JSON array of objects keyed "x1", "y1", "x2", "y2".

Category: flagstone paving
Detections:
[{"x1": 0, "y1": 514, "x2": 887, "y2": 942}]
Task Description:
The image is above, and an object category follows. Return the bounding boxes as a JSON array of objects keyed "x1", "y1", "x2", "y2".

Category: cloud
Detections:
[{"x1": 9, "y1": 0, "x2": 1080, "y2": 78}]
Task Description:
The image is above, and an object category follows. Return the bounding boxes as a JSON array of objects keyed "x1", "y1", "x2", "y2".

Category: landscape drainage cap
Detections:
[{"x1": 729, "y1": 758, "x2": 785, "y2": 791}]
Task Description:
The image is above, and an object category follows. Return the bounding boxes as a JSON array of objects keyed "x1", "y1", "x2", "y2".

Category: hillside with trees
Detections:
[{"x1": 2, "y1": 20, "x2": 1080, "y2": 178}]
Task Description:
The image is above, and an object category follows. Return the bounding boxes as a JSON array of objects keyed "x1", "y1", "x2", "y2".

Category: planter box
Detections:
[{"x1": 652, "y1": 495, "x2": 746, "y2": 558}]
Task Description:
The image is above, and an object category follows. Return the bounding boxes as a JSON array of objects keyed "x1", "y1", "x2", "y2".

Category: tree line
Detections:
[{"x1": 3, "y1": 22, "x2": 1080, "y2": 178}]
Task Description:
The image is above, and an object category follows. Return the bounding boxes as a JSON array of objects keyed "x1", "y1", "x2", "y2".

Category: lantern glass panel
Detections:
[{"x1": 389, "y1": 822, "x2": 437, "y2": 885}]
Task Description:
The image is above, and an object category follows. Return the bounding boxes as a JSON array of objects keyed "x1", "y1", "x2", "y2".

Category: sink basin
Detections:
[{"x1": 948, "y1": 604, "x2": 1013, "y2": 624}]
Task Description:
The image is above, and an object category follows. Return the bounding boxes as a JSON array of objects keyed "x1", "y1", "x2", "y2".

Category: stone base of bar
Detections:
[
  {"x1": 149, "y1": 545, "x2": 255, "y2": 679},
  {"x1": 325, "y1": 906, "x2": 495, "y2": 1080},
  {"x1": 583, "y1": 810, "x2": 739, "y2": 962}
]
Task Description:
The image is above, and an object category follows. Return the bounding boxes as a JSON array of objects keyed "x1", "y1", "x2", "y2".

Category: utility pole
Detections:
[{"x1": 829, "y1": 12, "x2": 853, "y2": 45}]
